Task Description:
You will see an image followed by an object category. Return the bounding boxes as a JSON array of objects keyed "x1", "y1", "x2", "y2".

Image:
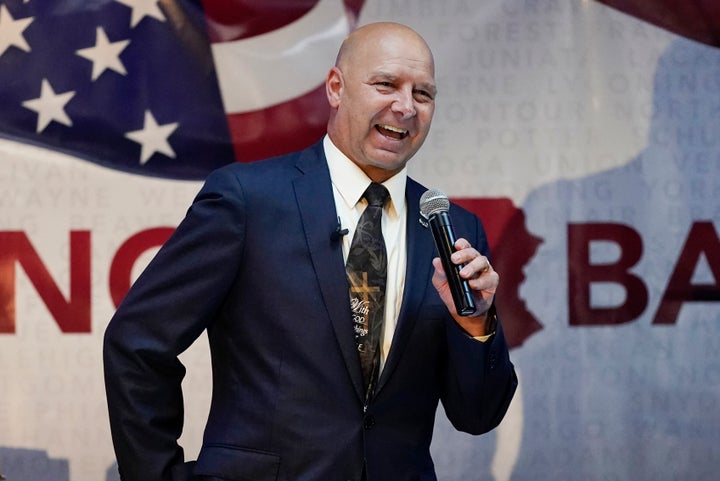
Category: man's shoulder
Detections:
[{"x1": 207, "y1": 140, "x2": 326, "y2": 180}]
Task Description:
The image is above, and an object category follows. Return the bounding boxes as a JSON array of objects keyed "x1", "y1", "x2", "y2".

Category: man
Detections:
[{"x1": 104, "y1": 22, "x2": 517, "y2": 481}]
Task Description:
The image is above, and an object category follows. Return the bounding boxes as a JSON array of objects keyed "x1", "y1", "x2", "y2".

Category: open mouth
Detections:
[{"x1": 376, "y1": 124, "x2": 408, "y2": 140}]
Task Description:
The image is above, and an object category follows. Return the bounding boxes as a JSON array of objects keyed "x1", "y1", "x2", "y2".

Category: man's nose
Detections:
[{"x1": 392, "y1": 88, "x2": 416, "y2": 119}]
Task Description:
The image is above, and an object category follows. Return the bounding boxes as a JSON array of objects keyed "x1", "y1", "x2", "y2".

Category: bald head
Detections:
[
  {"x1": 325, "y1": 22, "x2": 436, "y2": 182},
  {"x1": 335, "y1": 22, "x2": 434, "y2": 74}
]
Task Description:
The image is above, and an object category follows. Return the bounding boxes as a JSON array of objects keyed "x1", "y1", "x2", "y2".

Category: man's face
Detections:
[{"x1": 327, "y1": 30, "x2": 436, "y2": 182}]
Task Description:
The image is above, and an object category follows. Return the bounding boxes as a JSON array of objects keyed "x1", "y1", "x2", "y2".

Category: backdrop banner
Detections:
[{"x1": 0, "y1": 1, "x2": 718, "y2": 480}]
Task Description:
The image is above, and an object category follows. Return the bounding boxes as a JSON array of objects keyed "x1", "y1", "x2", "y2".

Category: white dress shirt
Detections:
[{"x1": 323, "y1": 135, "x2": 408, "y2": 370}]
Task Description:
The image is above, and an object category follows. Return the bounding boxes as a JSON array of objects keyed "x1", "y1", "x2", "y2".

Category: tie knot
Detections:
[{"x1": 363, "y1": 182, "x2": 389, "y2": 208}]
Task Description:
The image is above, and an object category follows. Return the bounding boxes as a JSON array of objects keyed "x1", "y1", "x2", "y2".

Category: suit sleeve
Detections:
[
  {"x1": 103, "y1": 167, "x2": 246, "y2": 481},
  {"x1": 440, "y1": 211, "x2": 518, "y2": 435}
]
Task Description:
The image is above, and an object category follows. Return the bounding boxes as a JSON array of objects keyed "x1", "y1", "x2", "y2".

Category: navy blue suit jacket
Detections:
[{"x1": 103, "y1": 141, "x2": 517, "y2": 481}]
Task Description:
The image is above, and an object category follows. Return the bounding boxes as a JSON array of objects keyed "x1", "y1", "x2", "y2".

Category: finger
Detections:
[
  {"x1": 482, "y1": 258, "x2": 493, "y2": 273},
  {"x1": 468, "y1": 269, "x2": 499, "y2": 291},
  {"x1": 431, "y1": 257, "x2": 446, "y2": 279},
  {"x1": 450, "y1": 245, "x2": 480, "y2": 266},
  {"x1": 454, "y1": 237, "x2": 472, "y2": 250},
  {"x1": 458, "y1": 255, "x2": 492, "y2": 279}
]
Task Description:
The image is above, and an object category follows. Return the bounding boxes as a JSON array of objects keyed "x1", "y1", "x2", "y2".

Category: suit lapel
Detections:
[
  {"x1": 376, "y1": 179, "x2": 436, "y2": 395},
  {"x1": 293, "y1": 144, "x2": 366, "y2": 401}
]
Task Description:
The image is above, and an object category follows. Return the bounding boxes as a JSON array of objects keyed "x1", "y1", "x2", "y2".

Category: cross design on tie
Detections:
[
  {"x1": 349, "y1": 272, "x2": 380, "y2": 344},
  {"x1": 349, "y1": 272, "x2": 380, "y2": 298},
  {"x1": 346, "y1": 182, "x2": 389, "y2": 396}
]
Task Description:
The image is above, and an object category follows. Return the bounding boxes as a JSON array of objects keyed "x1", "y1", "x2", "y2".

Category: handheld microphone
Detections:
[{"x1": 419, "y1": 189, "x2": 476, "y2": 316}]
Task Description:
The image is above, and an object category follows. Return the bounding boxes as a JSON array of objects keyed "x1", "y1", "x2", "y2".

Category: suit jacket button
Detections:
[{"x1": 363, "y1": 414, "x2": 376, "y2": 429}]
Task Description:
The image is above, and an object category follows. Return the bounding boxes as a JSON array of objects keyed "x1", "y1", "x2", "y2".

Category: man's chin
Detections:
[
  {"x1": 373, "y1": 158, "x2": 410, "y2": 173},
  {"x1": 369, "y1": 147, "x2": 415, "y2": 168},
  {"x1": 360, "y1": 159, "x2": 408, "y2": 182}
]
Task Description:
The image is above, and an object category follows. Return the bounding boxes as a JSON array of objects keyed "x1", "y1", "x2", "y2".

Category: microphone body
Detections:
[{"x1": 420, "y1": 191, "x2": 476, "y2": 316}]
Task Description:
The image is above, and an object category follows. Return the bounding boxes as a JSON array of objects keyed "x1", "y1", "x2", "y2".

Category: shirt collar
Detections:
[{"x1": 323, "y1": 135, "x2": 406, "y2": 216}]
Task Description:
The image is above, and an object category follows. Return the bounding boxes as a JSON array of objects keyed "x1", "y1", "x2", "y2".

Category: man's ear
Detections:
[{"x1": 325, "y1": 66, "x2": 343, "y2": 108}]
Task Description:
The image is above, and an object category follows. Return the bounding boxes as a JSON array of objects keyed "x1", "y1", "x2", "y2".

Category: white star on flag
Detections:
[
  {"x1": 76, "y1": 27, "x2": 130, "y2": 81},
  {"x1": 125, "y1": 110, "x2": 178, "y2": 164},
  {"x1": 0, "y1": 4, "x2": 34, "y2": 57},
  {"x1": 21, "y1": 79, "x2": 76, "y2": 133},
  {"x1": 115, "y1": 0, "x2": 165, "y2": 28}
]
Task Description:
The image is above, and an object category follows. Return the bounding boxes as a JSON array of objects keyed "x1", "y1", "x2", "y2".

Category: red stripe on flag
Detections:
[
  {"x1": 596, "y1": 0, "x2": 720, "y2": 46},
  {"x1": 201, "y1": 0, "x2": 321, "y2": 43},
  {"x1": 226, "y1": 85, "x2": 329, "y2": 163}
]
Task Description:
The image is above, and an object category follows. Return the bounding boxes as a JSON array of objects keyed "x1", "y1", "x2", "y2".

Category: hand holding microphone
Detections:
[{"x1": 420, "y1": 189, "x2": 498, "y2": 321}]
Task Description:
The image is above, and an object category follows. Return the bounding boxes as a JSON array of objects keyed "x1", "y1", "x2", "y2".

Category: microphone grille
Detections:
[{"x1": 419, "y1": 189, "x2": 450, "y2": 217}]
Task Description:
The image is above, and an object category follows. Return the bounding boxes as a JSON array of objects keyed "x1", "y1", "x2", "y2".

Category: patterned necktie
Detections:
[{"x1": 346, "y1": 182, "x2": 389, "y2": 396}]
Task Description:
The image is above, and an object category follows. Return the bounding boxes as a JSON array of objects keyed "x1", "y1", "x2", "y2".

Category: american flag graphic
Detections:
[{"x1": 0, "y1": 0, "x2": 363, "y2": 180}]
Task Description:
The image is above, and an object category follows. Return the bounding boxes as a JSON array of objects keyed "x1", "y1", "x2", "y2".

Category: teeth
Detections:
[{"x1": 379, "y1": 124, "x2": 407, "y2": 134}]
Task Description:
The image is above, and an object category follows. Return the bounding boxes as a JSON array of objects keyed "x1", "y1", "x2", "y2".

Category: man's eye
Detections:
[{"x1": 415, "y1": 90, "x2": 434, "y2": 101}]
